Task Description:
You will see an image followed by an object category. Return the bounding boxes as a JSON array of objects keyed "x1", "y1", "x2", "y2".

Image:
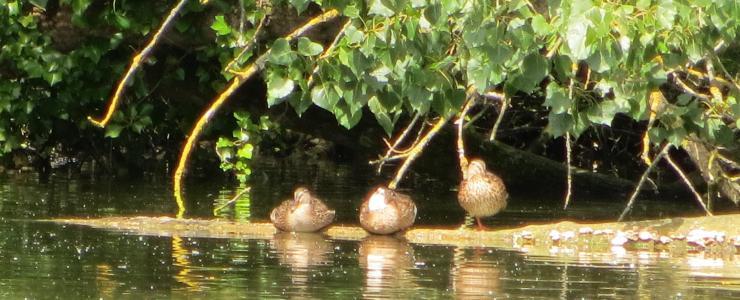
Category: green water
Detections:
[{"x1": 0, "y1": 160, "x2": 739, "y2": 298}]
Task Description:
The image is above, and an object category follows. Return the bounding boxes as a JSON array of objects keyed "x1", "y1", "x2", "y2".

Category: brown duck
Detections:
[
  {"x1": 270, "y1": 187, "x2": 335, "y2": 232},
  {"x1": 359, "y1": 187, "x2": 417, "y2": 235},
  {"x1": 458, "y1": 159, "x2": 508, "y2": 230}
]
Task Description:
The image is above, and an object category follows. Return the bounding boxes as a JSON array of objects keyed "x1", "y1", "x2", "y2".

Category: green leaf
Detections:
[
  {"x1": 290, "y1": 0, "x2": 310, "y2": 13},
  {"x1": 267, "y1": 73, "x2": 295, "y2": 107},
  {"x1": 656, "y1": 0, "x2": 677, "y2": 30},
  {"x1": 297, "y1": 38, "x2": 324, "y2": 56},
  {"x1": 334, "y1": 102, "x2": 362, "y2": 129},
  {"x1": 344, "y1": 25, "x2": 365, "y2": 44},
  {"x1": 545, "y1": 112, "x2": 573, "y2": 137},
  {"x1": 587, "y1": 101, "x2": 619, "y2": 125},
  {"x1": 466, "y1": 58, "x2": 488, "y2": 93},
  {"x1": 368, "y1": 96, "x2": 394, "y2": 135},
  {"x1": 105, "y1": 124, "x2": 124, "y2": 138},
  {"x1": 211, "y1": 15, "x2": 232, "y2": 36},
  {"x1": 544, "y1": 82, "x2": 571, "y2": 114},
  {"x1": 268, "y1": 38, "x2": 295, "y2": 66},
  {"x1": 566, "y1": 16, "x2": 591, "y2": 60},
  {"x1": 311, "y1": 84, "x2": 339, "y2": 111},
  {"x1": 369, "y1": 0, "x2": 395, "y2": 17},
  {"x1": 531, "y1": 15, "x2": 551, "y2": 36},
  {"x1": 511, "y1": 53, "x2": 549, "y2": 93},
  {"x1": 237, "y1": 144, "x2": 254, "y2": 159},
  {"x1": 114, "y1": 14, "x2": 131, "y2": 29},
  {"x1": 29, "y1": 0, "x2": 48, "y2": 9}
]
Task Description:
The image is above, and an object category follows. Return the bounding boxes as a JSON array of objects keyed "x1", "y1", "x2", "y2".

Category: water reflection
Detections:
[
  {"x1": 358, "y1": 235, "x2": 417, "y2": 299},
  {"x1": 172, "y1": 235, "x2": 200, "y2": 291},
  {"x1": 271, "y1": 232, "x2": 333, "y2": 282},
  {"x1": 451, "y1": 247, "x2": 502, "y2": 298}
]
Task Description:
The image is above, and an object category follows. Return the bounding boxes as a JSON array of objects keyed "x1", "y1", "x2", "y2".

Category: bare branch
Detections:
[
  {"x1": 664, "y1": 154, "x2": 712, "y2": 216},
  {"x1": 371, "y1": 113, "x2": 421, "y2": 173},
  {"x1": 488, "y1": 93, "x2": 508, "y2": 141},
  {"x1": 388, "y1": 116, "x2": 449, "y2": 190},
  {"x1": 564, "y1": 132, "x2": 573, "y2": 209},
  {"x1": 88, "y1": 0, "x2": 190, "y2": 127},
  {"x1": 618, "y1": 143, "x2": 671, "y2": 221}
]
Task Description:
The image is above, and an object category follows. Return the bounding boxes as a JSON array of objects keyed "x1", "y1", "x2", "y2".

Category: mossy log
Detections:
[{"x1": 50, "y1": 214, "x2": 740, "y2": 258}]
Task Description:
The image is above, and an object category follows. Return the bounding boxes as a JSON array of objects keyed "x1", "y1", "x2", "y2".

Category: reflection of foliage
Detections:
[{"x1": 213, "y1": 185, "x2": 251, "y2": 221}]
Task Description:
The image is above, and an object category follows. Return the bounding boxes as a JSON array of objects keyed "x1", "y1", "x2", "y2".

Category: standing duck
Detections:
[
  {"x1": 359, "y1": 187, "x2": 417, "y2": 235},
  {"x1": 458, "y1": 159, "x2": 508, "y2": 230},
  {"x1": 270, "y1": 187, "x2": 335, "y2": 232}
]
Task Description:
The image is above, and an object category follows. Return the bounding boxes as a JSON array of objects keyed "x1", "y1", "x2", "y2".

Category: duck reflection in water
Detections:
[
  {"x1": 451, "y1": 247, "x2": 502, "y2": 298},
  {"x1": 271, "y1": 232, "x2": 333, "y2": 288},
  {"x1": 358, "y1": 235, "x2": 418, "y2": 299}
]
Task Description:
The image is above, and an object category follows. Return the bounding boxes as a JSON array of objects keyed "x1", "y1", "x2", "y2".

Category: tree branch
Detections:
[
  {"x1": 88, "y1": 0, "x2": 191, "y2": 127},
  {"x1": 173, "y1": 9, "x2": 340, "y2": 218},
  {"x1": 388, "y1": 116, "x2": 449, "y2": 190},
  {"x1": 664, "y1": 154, "x2": 712, "y2": 216},
  {"x1": 618, "y1": 143, "x2": 671, "y2": 221},
  {"x1": 370, "y1": 113, "x2": 421, "y2": 173}
]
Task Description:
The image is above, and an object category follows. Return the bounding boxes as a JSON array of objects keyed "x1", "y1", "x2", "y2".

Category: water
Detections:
[{"x1": 0, "y1": 160, "x2": 739, "y2": 298}]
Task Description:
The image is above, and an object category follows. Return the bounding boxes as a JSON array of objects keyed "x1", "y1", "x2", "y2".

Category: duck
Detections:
[
  {"x1": 359, "y1": 187, "x2": 417, "y2": 235},
  {"x1": 457, "y1": 159, "x2": 508, "y2": 230},
  {"x1": 270, "y1": 187, "x2": 335, "y2": 232}
]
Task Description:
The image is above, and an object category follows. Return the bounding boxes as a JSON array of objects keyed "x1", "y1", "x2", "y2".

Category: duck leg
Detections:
[{"x1": 476, "y1": 217, "x2": 487, "y2": 231}]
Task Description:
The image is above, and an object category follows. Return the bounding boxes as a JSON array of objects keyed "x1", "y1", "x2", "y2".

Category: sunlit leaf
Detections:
[
  {"x1": 297, "y1": 38, "x2": 324, "y2": 56},
  {"x1": 211, "y1": 15, "x2": 231, "y2": 36}
]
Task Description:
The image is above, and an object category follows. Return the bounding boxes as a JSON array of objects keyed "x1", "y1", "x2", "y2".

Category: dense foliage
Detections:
[{"x1": 1, "y1": 0, "x2": 738, "y2": 191}]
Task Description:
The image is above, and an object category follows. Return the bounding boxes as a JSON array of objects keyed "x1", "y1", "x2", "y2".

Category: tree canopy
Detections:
[{"x1": 1, "y1": 0, "x2": 738, "y2": 204}]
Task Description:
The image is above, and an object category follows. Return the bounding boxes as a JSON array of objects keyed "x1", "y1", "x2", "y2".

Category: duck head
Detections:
[
  {"x1": 466, "y1": 159, "x2": 488, "y2": 177},
  {"x1": 368, "y1": 187, "x2": 389, "y2": 211},
  {"x1": 292, "y1": 187, "x2": 311, "y2": 210}
]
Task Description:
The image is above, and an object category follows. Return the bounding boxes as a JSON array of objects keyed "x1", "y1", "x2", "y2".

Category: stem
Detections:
[
  {"x1": 388, "y1": 116, "x2": 449, "y2": 190},
  {"x1": 488, "y1": 93, "x2": 508, "y2": 141},
  {"x1": 307, "y1": 19, "x2": 351, "y2": 88},
  {"x1": 457, "y1": 96, "x2": 476, "y2": 172},
  {"x1": 563, "y1": 132, "x2": 573, "y2": 209},
  {"x1": 372, "y1": 113, "x2": 421, "y2": 173},
  {"x1": 223, "y1": 16, "x2": 266, "y2": 73},
  {"x1": 618, "y1": 143, "x2": 670, "y2": 222},
  {"x1": 664, "y1": 154, "x2": 712, "y2": 216},
  {"x1": 88, "y1": 0, "x2": 190, "y2": 127}
]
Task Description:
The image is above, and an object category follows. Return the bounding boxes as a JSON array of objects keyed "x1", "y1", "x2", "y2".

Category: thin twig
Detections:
[
  {"x1": 488, "y1": 93, "x2": 508, "y2": 141},
  {"x1": 388, "y1": 116, "x2": 449, "y2": 190},
  {"x1": 224, "y1": 15, "x2": 267, "y2": 73},
  {"x1": 618, "y1": 143, "x2": 671, "y2": 221},
  {"x1": 482, "y1": 91, "x2": 505, "y2": 101},
  {"x1": 463, "y1": 104, "x2": 489, "y2": 130},
  {"x1": 372, "y1": 113, "x2": 421, "y2": 173},
  {"x1": 545, "y1": 38, "x2": 562, "y2": 59},
  {"x1": 213, "y1": 187, "x2": 252, "y2": 215},
  {"x1": 88, "y1": 0, "x2": 190, "y2": 127},
  {"x1": 564, "y1": 132, "x2": 573, "y2": 209},
  {"x1": 307, "y1": 19, "x2": 351, "y2": 88},
  {"x1": 671, "y1": 73, "x2": 710, "y2": 101},
  {"x1": 457, "y1": 95, "x2": 476, "y2": 172},
  {"x1": 664, "y1": 154, "x2": 713, "y2": 216}
]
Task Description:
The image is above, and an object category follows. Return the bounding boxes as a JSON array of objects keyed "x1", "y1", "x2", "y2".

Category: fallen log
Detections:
[{"x1": 48, "y1": 214, "x2": 740, "y2": 258}]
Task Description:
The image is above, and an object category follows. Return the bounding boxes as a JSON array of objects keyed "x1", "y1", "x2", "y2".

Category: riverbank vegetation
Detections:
[{"x1": 1, "y1": 0, "x2": 738, "y2": 216}]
